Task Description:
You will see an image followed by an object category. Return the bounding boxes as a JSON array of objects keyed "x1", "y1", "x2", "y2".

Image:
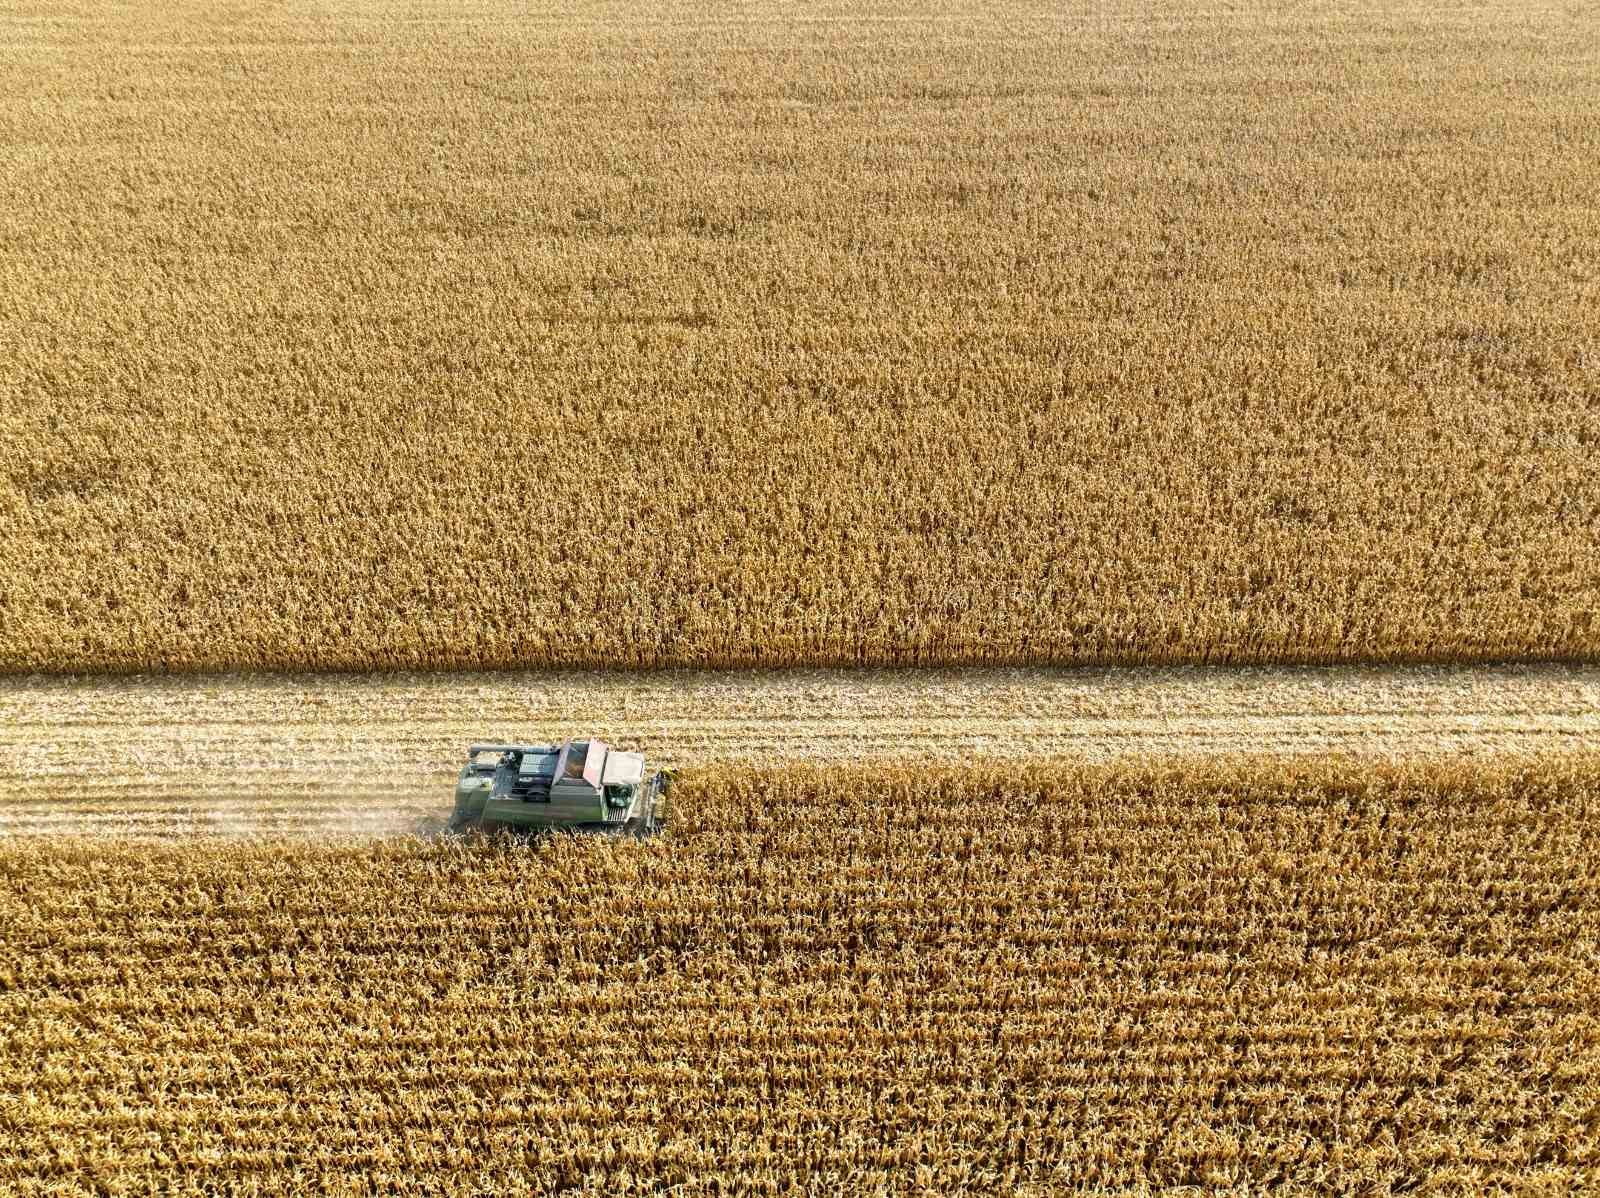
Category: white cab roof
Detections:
[{"x1": 601, "y1": 750, "x2": 646, "y2": 787}]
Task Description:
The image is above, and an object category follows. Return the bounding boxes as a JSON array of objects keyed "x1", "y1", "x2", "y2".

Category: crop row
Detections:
[
  {"x1": 3, "y1": 758, "x2": 1597, "y2": 1193},
  {"x1": 3, "y1": 0, "x2": 1597, "y2": 672}
]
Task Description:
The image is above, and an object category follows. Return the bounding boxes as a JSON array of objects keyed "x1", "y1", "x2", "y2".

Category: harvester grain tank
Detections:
[{"x1": 449, "y1": 739, "x2": 669, "y2": 837}]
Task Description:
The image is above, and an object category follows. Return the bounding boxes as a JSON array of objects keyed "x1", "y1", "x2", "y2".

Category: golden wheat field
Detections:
[
  {"x1": 2, "y1": 0, "x2": 1597, "y2": 673},
  {"x1": 3, "y1": 760, "x2": 1598, "y2": 1194}
]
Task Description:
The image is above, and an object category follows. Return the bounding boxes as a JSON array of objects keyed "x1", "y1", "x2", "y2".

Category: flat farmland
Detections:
[
  {"x1": 2, "y1": 663, "x2": 1596, "y2": 838},
  {"x1": 3, "y1": 0, "x2": 1598, "y2": 673},
  {"x1": 6, "y1": 1, "x2": 1600, "y2": 1191}
]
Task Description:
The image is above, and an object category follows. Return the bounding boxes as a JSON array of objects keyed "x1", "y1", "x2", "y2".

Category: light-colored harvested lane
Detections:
[{"x1": 2, "y1": 663, "x2": 1597, "y2": 838}]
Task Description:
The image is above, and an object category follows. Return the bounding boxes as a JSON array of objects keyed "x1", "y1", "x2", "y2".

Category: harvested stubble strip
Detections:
[{"x1": 2, "y1": 756, "x2": 1598, "y2": 1193}]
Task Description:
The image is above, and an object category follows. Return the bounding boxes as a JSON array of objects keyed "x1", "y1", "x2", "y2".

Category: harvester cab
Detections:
[{"x1": 448, "y1": 738, "x2": 670, "y2": 838}]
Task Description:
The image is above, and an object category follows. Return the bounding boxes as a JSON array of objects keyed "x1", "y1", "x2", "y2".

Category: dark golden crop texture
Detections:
[
  {"x1": 3, "y1": 760, "x2": 1598, "y2": 1193},
  {"x1": 3, "y1": 0, "x2": 1598, "y2": 671}
]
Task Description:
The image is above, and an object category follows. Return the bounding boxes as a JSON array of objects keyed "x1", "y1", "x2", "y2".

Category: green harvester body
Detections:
[{"x1": 450, "y1": 739, "x2": 669, "y2": 838}]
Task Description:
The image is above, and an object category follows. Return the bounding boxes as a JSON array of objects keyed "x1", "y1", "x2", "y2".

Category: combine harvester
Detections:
[{"x1": 448, "y1": 739, "x2": 670, "y2": 838}]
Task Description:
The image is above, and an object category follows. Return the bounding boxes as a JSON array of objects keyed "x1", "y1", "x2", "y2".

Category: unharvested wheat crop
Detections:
[
  {"x1": 2, "y1": 0, "x2": 1597, "y2": 673},
  {"x1": 3, "y1": 759, "x2": 1598, "y2": 1193}
]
